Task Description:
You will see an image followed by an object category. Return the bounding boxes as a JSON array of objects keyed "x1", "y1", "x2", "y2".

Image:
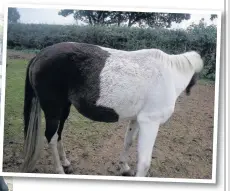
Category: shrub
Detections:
[{"x1": 7, "y1": 23, "x2": 217, "y2": 80}]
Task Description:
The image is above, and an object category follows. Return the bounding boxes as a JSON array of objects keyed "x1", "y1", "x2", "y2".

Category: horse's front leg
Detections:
[
  {"x1": 120, "y1": 120, "x2": 139, "y2": 176},
  {"x1": 135, "y1": 117, "x2": 160, "y2": 177}
]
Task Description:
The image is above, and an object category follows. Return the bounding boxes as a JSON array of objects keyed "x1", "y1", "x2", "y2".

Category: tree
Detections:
[
  {"x1": 8, "y1": 8, "x2": 20, "y2": 23},
  {"x1": 210, "y1": 14, "x2": 217, "y2": 21},
  {"x1": 59, "y1": 10, "x2": 190, "y2": 28},
  {"x1": 126, "y1": 12, "x2": 190, "y2": 28},
  {"x1": 58, "y1": 10, "x2": 120, "y2": 26}
]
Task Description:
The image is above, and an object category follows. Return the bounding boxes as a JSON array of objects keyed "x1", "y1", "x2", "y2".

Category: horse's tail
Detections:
[{"x1": 21, "y1": 57, "x2": 43, "y2": 173}]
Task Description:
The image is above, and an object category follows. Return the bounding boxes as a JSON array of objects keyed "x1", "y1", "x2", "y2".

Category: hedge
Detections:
[{"x1": 7, "y1": 23, "x2": 217, "y2": 80}]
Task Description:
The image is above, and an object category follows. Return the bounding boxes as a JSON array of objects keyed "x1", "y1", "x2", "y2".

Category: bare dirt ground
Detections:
[
  {"x1": 3, "y1": 50, "x2": 215, "y2": 179},
  {"x1": 6, "y1": 49, "x2": 36, "y2": 60}
]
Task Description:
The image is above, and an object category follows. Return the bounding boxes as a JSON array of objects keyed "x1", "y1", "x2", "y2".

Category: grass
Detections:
[{"x1": 4, "y1": 59, "x2": 27, "y2": 141}]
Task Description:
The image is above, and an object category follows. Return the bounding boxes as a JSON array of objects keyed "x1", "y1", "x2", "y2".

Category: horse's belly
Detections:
[
  {"x1": 76, "y1": 98, "x2": 119, "y2": 122},
  {"x1": 96, "y1": 82, "x2": 147, "y2": 119}
]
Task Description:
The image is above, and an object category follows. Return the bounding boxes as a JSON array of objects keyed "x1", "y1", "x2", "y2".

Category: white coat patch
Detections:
[{"x1": 96, "y1": 46, "x2": 203, "y2": 122}]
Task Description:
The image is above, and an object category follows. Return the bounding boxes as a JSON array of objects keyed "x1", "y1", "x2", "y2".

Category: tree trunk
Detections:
[
  {"x1": 117, "y1": 14, "x2": 121, "y2": 26},
  {"x1": 88, "y1": 16, "x2": 92, "y2": 25},
  {"x1": 128, "y1": 13, "x2": 133, "y2": 27},
  {"x1": 128, "y1": 19, "x2": 132, "y2": 27},
  {"x1": 86, "y1": 12, "x2": 93, "y2": 25}
]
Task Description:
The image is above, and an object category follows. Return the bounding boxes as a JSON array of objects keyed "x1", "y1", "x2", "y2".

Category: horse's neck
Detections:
[
  {"x1": 150, "y1": 50, "x2": 198, "y2": 98},
  {"x1": 163, "y1": 54, "x2": 193, "y2": 97}
]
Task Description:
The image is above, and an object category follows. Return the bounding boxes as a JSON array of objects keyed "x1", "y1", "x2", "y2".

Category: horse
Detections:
[
  {"x1": 21, "y1": 42, "x2": 203, "y2": 177},
  {"x1": 0, "y1": 177, "x2": 9, "y2": 191}
]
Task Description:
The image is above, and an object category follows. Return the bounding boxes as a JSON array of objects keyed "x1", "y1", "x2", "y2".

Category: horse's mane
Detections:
[
  {"x1": 150, "y1": 49, "x2": 204, "y2": 73},
  {"x1": 95, "y1": 44, "x2": 203, "y2": 74}
]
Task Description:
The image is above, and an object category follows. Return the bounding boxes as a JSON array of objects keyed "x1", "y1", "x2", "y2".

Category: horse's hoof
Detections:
[
  {"x1": 55, "y1": 168, "x2": 65, "y2": 174},
  {"x1": 121, "y1": 170, "x2": 134, "y2": 176},
  {"x1": 63, "y1": 165, "x2": 73, "y2": 174}
]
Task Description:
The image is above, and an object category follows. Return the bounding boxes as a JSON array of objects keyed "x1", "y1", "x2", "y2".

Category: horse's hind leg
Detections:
[
  {"x1": 120, "y1": 120, "x2": 139, "y2": 176},
  {"x1": 45, "y1": 117, "x2": 65, "y2": 174},
  {"x1": 42, "y1": 102, "x2": 64, "y2": 174},
  {"x1": 57, "y1": 102, "x2": 73, "y2": 174}
]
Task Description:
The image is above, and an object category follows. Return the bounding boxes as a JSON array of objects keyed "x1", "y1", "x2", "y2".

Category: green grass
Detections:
[{"x1": 4, "y1": 59, "x2": 28, "y2": 141}]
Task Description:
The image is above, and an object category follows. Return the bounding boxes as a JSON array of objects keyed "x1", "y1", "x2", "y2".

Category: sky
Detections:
[{"x1": 17, "y1": 8, "x2": 217, "y2": 29}]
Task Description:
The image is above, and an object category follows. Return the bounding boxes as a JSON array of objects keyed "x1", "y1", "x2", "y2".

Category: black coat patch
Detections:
[{"x1": 185, "y1": 73, "x2": 198, "y2": 96}]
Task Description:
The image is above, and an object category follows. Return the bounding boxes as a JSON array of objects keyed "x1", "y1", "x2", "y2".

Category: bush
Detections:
[{"x1": 7, "y1": 22, "x2": 217, "y2": 80}]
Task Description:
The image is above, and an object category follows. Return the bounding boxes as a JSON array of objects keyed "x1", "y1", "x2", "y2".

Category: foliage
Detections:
[
  {"x1": 58, "y1": 10, "x2": 190, "y2": 28},
  {"x1": 210, "y1": 14, "x2": 217, "y2": 21},
  {"x1": 8, "y1": 8, "x2": 20, "y2": 23},
  {"x1": 186, "y1": 19, "x2": 217, "y2": 79},
  {"x1": 7, "y1": 23, "x2": 217, "y2": 80}
]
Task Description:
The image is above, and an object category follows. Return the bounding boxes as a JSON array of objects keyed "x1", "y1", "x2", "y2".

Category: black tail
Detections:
[
  {"x1": 22, "y1": 57, "x2": 43, "y2": 173},
  {"x1": 23, "y1": 57, "x2": 36, "y2": 139}
]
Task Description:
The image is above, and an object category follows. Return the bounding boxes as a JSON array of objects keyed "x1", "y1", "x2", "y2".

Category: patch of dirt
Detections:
[{"x1": 7, "y1": 49, "x2": 36, "y2": 60}]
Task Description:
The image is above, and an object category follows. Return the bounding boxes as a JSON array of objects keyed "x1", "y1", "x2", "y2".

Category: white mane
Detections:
[
  {"x1": 149, "y1": 49, "x2": 204, "y2": 73},
  {"x1": 98, "y1": 45, "x2": 204, "y2": 74}
]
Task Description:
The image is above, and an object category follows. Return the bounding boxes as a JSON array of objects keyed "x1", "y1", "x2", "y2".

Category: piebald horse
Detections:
[{"x1": 22, "y1": 42, "x2": 203, "y2": 177}]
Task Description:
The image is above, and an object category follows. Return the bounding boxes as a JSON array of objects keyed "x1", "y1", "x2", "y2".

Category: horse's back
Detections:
[{"x1": 29, "y1": 42, "x2": 109, "y2": 95}]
